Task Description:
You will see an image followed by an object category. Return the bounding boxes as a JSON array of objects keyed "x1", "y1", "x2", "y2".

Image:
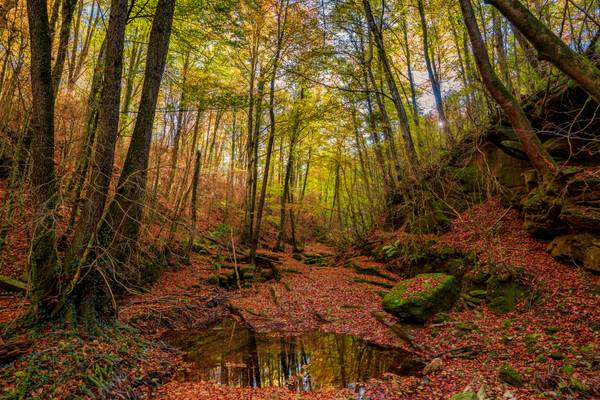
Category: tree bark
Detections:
[
  {"x1": 487, "y1": 0, "x2": 600, "y2": 103},
  {"x1": 26, "y1": 0, "x2": 60, "y2": 317},
  {"x1": 250, "y1": 0, "x2": 288, "y2": 264},
  {"x1": 52, "y1": 0, "x2": 78, "y2": 95},
  {"x1": 101, "y1": 0, "x2": 175, "y2": 262},
  {"x1": 416, "y1": 0, "x2": 452, "y2": 140},
  {"x1": 459, "y1": 0, "x2": 557, "y2": 177},
  {"x1": 63, "y1": 0, "x2": 129, "y2": 319},
  {"x1": 361, "y1": 0, "x2": 419, "y2": 171}
]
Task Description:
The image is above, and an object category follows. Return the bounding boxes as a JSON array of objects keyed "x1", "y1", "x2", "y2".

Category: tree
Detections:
[
  {"x1": 52, "y1": 0, "x2": 78, "y2": 94},
  {"x1": 25, "y1": 0, "x2": 60, "y2": 317},
  {"x1": 459, "y1": 0, "x2": 557, "y2": 177},
  {"x1": 361, "y1": 0, "x2": 419, "y2": 172},
  {"x1": 487, "y1": 0, "x2": 600, "y2": 103},
  {"x1": 101, "y1": 0, "x2": 176, "y2": 262},
  {"x1": 416, "y1": 0, "x2": 452, "y2": 140},
  {"x1": 61, "y1": 0, "x2": 129, "y2": 319},
  {"x1": 250, "y1": 0, "x2": 289, "y2": 263}
]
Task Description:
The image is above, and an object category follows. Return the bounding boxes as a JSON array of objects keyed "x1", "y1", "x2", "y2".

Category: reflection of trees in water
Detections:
[{"x1": 169, "y1": 322, "x2": 408, "y2": 391}]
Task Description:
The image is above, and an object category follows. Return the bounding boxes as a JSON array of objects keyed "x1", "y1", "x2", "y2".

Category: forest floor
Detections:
[{"x1": 0, "y1": 198, "x2": 599, "y2": 399}]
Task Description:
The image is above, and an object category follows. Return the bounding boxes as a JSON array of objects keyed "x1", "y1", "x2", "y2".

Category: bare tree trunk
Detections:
[
  {"x1": 70, "y1": 2, "x2": 99, "y2": 88},
  {"x1": 65, "y1": 39, "x2": 106, "y2": 235},
  {"x1": 492, "y1": 9, "x2": 513, "y2": 91},
  {"x1": 400, "y1": 15, "x2": 420, "y2": 126},
  {"x1": 488, "y1": 0, "x2": 600, "y2": 103},
  {"x1": 459, "y1": 0, "x2": 557, "y2": 177},
  {"x1": 166, "y1": 53, "x2": 191, "y2": 197}
]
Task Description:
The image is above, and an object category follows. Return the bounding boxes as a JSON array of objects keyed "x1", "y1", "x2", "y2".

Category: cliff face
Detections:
[{"x1": 387, "y1": 84, "x2": 600, "y2": 272}]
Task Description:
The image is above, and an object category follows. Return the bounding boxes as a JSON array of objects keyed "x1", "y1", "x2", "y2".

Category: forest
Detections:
[{"x1": 0, "y1": 0, "x2": 598, "y2": 398}]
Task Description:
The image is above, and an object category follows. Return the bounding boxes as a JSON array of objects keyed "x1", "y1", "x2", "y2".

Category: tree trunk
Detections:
[
  {"x1": 166, "y1": 54, "x2": 191, "y2": 197},
  {"x1": 459, "y1": 0, "x2": 557, "y2": 177},
  {"x1": 492, "y1": 9, "x2": 513, "y2": 91},
  {"x1": 62, "y1": 0, "x2": 129, "y2": 319},
  {"x1": 488, "y1": 0, "x2": 600, "y2": 103},
  {"x1": 52, "y1": 0, "x2": 78, "y2": 95},
  {"x1": 250, "y1": 0, "x2": 288, "y2": 264},
  {"x1": 26, "y1": 0, "x2": 60, "y2": 318},
  {"x1": 416, "y1": 0, "x2": 452, "y2": 141},
  {"x1": 101, "y1": 0, "x2": 175, "y2": 263},
  {"x1": 400, "y1": 16, "x2": 420, "y2": 126},
  {"x1": 65, "y1": 39, "x2": 106, "y2": 235},
  {"x1": 361, "y1": 0, "x2": 419, "y2": 171}
]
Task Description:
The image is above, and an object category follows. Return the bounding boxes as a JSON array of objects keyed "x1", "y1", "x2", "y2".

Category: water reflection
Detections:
[{"x1": 163, "y1": 319, "x2": 422, "y2": 392}]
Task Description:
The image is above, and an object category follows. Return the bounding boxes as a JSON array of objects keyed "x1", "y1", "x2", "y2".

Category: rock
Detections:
[
  {"x1": 422, "y1": 357, "x2": 443, "y2": 375},
  {"x1": 469, "y1": 289, "x2": 487, "y2": 298},
  {"x1": 449, "y1": 392, "x2": 478, "y2": 400},
  {"x1": 382, "y1": 273, "x2": 459, "y2": 323},
  {"x1": 486, "y1": 272, "x2": 525, "y2": 314},
  {"x1": 549, "y1": 352, "x2": 565, "y2": 360},
  {"x1": 548, "y1": 233, "x2": 600, "y2": 272},
  {"x1": 522, "y1": 184, "x2": 564, "y2": 237},
  {"x1": 498, "y1": 363, "x2": 523, "y2": 387}
]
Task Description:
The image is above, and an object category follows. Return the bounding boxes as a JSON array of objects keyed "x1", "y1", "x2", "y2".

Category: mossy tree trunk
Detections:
[
  {"x1": 460, "y1": 0, "x2": 558, "y2": 178},
  {"x1": 60, "y1": 0, "x2": 129, "y2": 320},
  {"x1": 487, "y1": 0, "x2": 600, "y2": 103},
  {"x1": 26, "y1": 0, "x2": 60, "y2": 318}
]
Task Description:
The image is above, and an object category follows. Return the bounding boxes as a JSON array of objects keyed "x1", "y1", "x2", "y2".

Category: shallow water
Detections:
[{"x1": 163, "y1": 319, "x2": 422, "y2": 392}]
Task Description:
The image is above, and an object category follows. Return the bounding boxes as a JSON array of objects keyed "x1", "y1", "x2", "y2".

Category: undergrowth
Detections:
[{"x1": 0, "y1": 323, "x2": 171, "y2": 400}]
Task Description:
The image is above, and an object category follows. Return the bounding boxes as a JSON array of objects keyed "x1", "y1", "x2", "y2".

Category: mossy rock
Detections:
[
  {"x1": 449, "y1": 393, "x2": 478, "y2": 400},
  {"x1": 548, "y1": 233, "x2": 600, "y2": 272},
  {"x1": 486, "y1": 271, "x2": 526, "y2": 314},
  {"x1": 382, "y1": 273, "x2": 459, "y2": 323},
  {"x1": 521, "y1": 182, "x2": 564, "y2": 237},
  {"x1": 386, "y1": 240, "x2": 475, "y2": 278},
  {"x1": 498, "y1": 363, "x2": 523, "y2": 386},
  {"x1": 407, "y1": 198, "x2": 451, "y2": 234},
  {"x1": 560, "y1": 203, "x2": 600, "y2": 233}
]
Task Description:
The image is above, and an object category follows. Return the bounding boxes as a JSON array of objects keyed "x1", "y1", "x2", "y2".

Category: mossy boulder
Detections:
[
  {"x1": 382, "y1": 273, "x2": 459, "y2": 323},
  {"x1": 548, "y1": 233, "x2": 600, "y2": 272}
]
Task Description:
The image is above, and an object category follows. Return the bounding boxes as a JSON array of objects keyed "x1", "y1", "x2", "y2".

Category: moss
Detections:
[
  {"x1": 561, "y1": 364, "x2": 575, "y2": 375},
  {"x1": 469, "y1": 289, "x2": 487, "y2": 298},
  {"x1": 449, "y1": 392, "x2": 478, "y2": 400},
  {"x1": 545, "y1": 325, "x2": 561, "y2": 334},
  {"x1": 486, "y1": 273, "x2": 526, "y2": 314},
  {"x1": 498, "y1": 363, "x2": 523, "y2": 386},
  {"x1": 524, "y1": 333, "x2": 541, "y2": 350},
  {"x1": 382, "y1": 273, "x2": 459, "y2": 323},
  {"x1": 568, "y1": 377, "x2": 591, "y2": 393},
  {"x1": 535, "y1": 355, "x2": 547, "y2": 363},
  {"x1": 580, "y1": 343, "x2": 596, "y2": 354}
]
